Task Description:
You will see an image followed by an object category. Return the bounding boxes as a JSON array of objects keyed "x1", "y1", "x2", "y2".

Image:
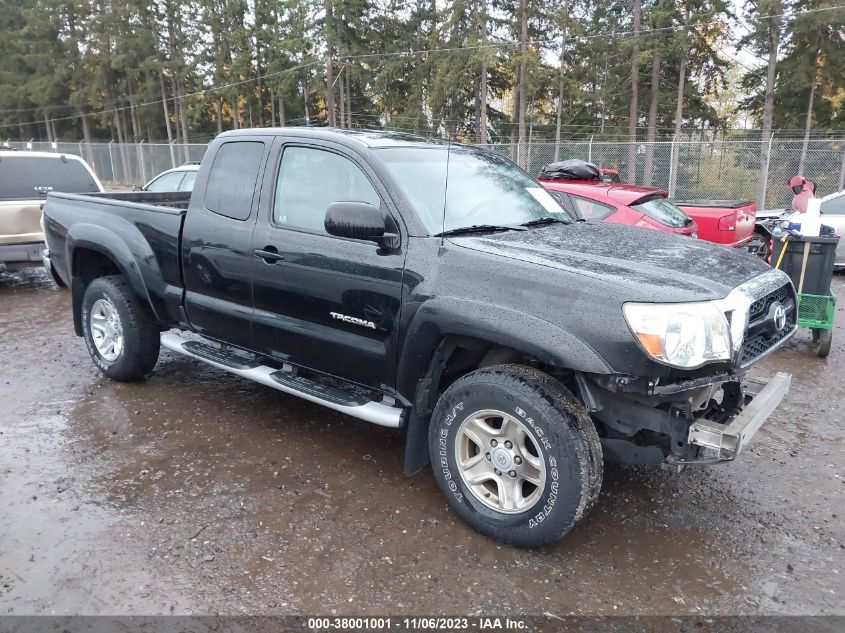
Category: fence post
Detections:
[
  {"x1": 138, "y1": 140, "x2": 147, "y2": 184},
  {"x1": 839, "y1": 139, "x2": 845, "y2": 191},
  {"x1": 588, "y1": 135, "x2": 593, "y2": 163},
  {"x1": 668, "y1": 134, "x2": 677, "y2": 198},
  {"x1": 108, "y1": 140, "x2": 116, "y2": 181}
]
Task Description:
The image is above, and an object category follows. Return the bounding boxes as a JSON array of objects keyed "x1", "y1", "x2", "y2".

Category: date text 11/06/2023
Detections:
[{"x1": 307, "y1": 617, "x2": 528, "y2": 630}]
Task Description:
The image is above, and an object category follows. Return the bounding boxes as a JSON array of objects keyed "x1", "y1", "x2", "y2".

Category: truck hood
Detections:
[{"x1": 449, "y1": 221, "x2": 770, "y2": 302}]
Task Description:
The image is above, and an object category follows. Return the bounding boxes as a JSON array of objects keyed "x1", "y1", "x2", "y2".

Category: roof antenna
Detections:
[{"x1": 439, "y1": 127, "x2": 452, "y2": 254}]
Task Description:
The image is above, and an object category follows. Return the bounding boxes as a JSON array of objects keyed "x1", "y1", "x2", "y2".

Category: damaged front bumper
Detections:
[
  {"x1": 583, "y1": 370, "x2": 792, "y2": 470},
  {"x1": 687, "y1": 372, "x2": 791, "y2": 461}
]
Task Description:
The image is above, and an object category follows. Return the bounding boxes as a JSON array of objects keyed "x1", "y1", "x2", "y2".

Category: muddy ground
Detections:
[{"x1": 0, "y1": 268, "x2": 842, "y2": 616}]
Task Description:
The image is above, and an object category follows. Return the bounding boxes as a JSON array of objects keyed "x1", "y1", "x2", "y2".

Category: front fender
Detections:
[{"x1": 396, "y1": 297, "x2": 612, "y2": 400}]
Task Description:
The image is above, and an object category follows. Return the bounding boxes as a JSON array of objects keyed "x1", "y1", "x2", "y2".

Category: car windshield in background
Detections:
[
  {"x1": 632, "y1": 197, "x2": 693, "y2": 228},
  {"x1": 0, "y1": 155, "x2": 100, "y2": 200},
  {"x1": 375, "y1": 145, "x2": 572, "y2": 234}
]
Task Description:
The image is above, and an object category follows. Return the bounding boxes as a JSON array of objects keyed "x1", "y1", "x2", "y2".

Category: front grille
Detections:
[{"x1": 740, "y1": 282, "x2": 797, "y2": 366}]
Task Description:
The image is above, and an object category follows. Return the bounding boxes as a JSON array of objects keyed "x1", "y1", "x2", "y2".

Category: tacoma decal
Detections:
[{"x1": 330, "y1": 312, "x2": 377, "y2": 330}]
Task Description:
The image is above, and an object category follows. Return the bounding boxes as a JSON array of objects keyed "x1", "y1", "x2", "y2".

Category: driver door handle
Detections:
[{"x1": 254, "y1": 248, "x2": 285, "y2": 263}]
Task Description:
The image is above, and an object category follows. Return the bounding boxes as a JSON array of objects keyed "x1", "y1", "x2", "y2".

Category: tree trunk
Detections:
[
  {"x1": 177, "y1": 75, "x2": 190, "y2": 161},
  {"x1": 44, "y1": 114, "x2": 53, "y2": 143},
  {"x1": 324, "y1": 0, "x2": 336, "y2": 127},
  {"x1": 798, "y1": 35, "x2": 819, "y2": 175},
  {"x1": 270, "y1": 88, "x2": 276, "y2": 125},
  {"x1": 232, "y1": 98, "x2": 240, "y2": 129},
  {"x1": 113, "y1": 110, "x2": 127, "y2": 181},
  {"x1": 159, "y1": 71, "x2": 176, "y2": 168},
  {"x1": 279, "y1": 93, "x2": 286, "y2": 126},
  {"x1": 475, "y1": 0, "x2": 488, "y2": 144},
  {"x1": 345, "y1": 62, "x2": 352, "y2": 128},
  {"x1": 554, "y1": 5, "x2": 567, "y2": 160},
  {"x1": 757, "y1": 6, "x2": 781, "y2": 209},
  {"x1": 80, "y1": 112, "x2": 92, "y2": 145},
  {"x1": 339, "y1": 65, "x2": 346, "y2": 129},
  {"x1": 215, "y1": 97, "x2": 223, "y2": 134},
  {"x1": 643, "y1": 48, "x2": 661, "y2": 186},
  {"x1": 80, "y1": 112, "x2": 93, "y2": 164},
  {"x1": 128, "y1": 78, "x2": 141, "y2": 141},
  {"x1": 517, "y1": 0, "x2": 529, "y2": 166},
  {"x1": 668, "y1": 5, "x2": 690, "y2": 197},
  {"x1": 626, "y1": 0, "x2": 642, "y2": 183}
]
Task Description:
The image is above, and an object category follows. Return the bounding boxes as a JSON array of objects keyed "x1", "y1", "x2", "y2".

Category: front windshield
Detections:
[
  {"x1": 632, "y1": 197, "x2": 692, "y2": 228},
  {"x1": 375, "y1": 145, "x2": 572, "y2": 234}
]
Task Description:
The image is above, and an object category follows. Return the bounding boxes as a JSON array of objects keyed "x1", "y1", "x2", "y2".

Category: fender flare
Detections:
[
  {"x1": 399, "y1": 297, "x2": 612, "y2": 475},
  {"x1": 66, "y1": 223, "x2": 159, "y2": 335}
]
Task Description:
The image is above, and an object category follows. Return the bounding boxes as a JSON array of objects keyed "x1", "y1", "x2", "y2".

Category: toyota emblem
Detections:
[{"x1": 773, "y1": 303, "x2": 787, "y2": 333}]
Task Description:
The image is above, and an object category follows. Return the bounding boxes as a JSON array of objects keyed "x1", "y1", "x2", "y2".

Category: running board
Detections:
[{"x1": 160, "y1": 332, "x2": 405, "y2": 429}]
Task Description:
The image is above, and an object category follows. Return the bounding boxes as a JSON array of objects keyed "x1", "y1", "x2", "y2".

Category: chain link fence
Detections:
[
  {"x1": 4, "y1": 136, "x2": 844, "y2": 209},
  {"x1": 486, "y1": 137, "x2": 845, "y2": 209}
]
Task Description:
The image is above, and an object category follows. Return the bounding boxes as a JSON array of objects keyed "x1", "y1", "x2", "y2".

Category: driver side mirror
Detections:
[{"x1": 324, "y1": 202, "x2": 389, "y2": 243}]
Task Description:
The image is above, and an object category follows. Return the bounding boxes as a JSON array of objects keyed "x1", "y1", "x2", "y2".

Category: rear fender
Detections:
[{"x1": 66, "y1": 223, "x2": 159, "y2": 335}]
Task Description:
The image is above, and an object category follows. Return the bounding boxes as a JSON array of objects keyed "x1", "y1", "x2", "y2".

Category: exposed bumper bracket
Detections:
[{"x1": 687, "y1": 372, "x2": 791, "y2": 460}]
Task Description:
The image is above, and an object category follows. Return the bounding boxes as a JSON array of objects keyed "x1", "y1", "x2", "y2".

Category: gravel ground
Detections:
[{"x1": 0, "y1": 267, "x2": 843, "y2": 616}]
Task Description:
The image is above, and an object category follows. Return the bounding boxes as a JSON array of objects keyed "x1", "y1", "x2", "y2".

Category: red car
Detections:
[
  {"x1": 540, "y1": 180, "x2": 699, "y2": 238},
  {"x1": 674, "y1": 200, "x2": 757, "y2": 248}
]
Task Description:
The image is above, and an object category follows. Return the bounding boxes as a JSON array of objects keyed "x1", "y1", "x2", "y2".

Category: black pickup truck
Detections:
[{"x1": 43, "y1": 128, "x2": 795, "y2": 547}]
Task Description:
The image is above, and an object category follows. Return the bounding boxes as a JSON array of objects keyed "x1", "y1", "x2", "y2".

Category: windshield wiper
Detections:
[
  {"x1": 519, "y1": 217, "x2": 570, "y2": 227},
  {"x1": 435, "y1": 224, "x2": 526, "y2": 237}
]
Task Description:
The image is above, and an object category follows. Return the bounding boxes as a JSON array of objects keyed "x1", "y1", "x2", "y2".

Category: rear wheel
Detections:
[
  {"x1": 428, "y1": 365, "x2": 602, "y2": 548},
  {"x1": 81, "y1": 275, "x2": 160, "y2": 381}
]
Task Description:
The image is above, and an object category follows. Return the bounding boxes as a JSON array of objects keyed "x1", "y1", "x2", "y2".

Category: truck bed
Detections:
[{"x1": 42, "y1": 190, "x2": 190, "y2": 327}]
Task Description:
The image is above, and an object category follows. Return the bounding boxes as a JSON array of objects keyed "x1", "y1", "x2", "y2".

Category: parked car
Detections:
[
  {"x1": 673, "y1": 200, "x2": 757, "y2": 250},
  {"x1": 0, "y1": 150, "x2": 103, "y2": 270},
  {"x1": 138, "y1": 163, "x2": 200, "y2": 192},
  {"x1": 43, "y1": 128, "x2": 795, "y2": 548},
  {"x1": 540, "y1": 180, "x2": 699, "y2": 237}
]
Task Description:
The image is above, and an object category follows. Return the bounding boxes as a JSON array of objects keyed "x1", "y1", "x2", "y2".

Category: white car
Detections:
[{"x1": 139, "y1": 163, "x2": 200, "y2": 192}]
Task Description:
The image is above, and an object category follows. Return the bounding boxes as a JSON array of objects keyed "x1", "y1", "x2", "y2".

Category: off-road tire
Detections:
[
  {"x1": 428, "y1": 364, "x2": 603, "y2": 548},
  {"x1": 81, "y1": 275, "x2": 160, "y2": 381}
]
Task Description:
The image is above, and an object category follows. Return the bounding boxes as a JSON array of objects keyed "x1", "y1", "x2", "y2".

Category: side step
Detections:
[{"x1": 160, "y1": 332, "x2": 405, "y2": 429}]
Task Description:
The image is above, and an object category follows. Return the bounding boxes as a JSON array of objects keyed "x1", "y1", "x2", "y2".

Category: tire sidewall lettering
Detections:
[{"x1": 439, "y1": 402, "x2": 464, "y2": 503}]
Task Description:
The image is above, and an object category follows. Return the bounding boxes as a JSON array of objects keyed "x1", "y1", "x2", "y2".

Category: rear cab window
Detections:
[
  {"x1": 204, "y1": 141, "x2": 265, "y2": 220},
  {"x1": 0, "y1": 154, "x2": 101, "y2": 200}
]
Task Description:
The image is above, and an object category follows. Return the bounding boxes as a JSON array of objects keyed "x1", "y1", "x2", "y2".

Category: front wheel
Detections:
[
  {"x1": 428, "y1": 365, "x2": 602, "y2": 548},
  {"x1": 81, "y1": 275, "x2": 160, "y2": 381}
]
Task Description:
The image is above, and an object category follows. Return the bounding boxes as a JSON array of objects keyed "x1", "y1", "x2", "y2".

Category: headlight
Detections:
[{"x1": 623, "y1": 302, "x2": 732, "y2": 369}]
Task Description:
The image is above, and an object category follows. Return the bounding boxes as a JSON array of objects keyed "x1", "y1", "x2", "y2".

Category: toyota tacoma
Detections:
[{"x1": 42, "y1": 128, "x2": 795, "y2": 547}]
